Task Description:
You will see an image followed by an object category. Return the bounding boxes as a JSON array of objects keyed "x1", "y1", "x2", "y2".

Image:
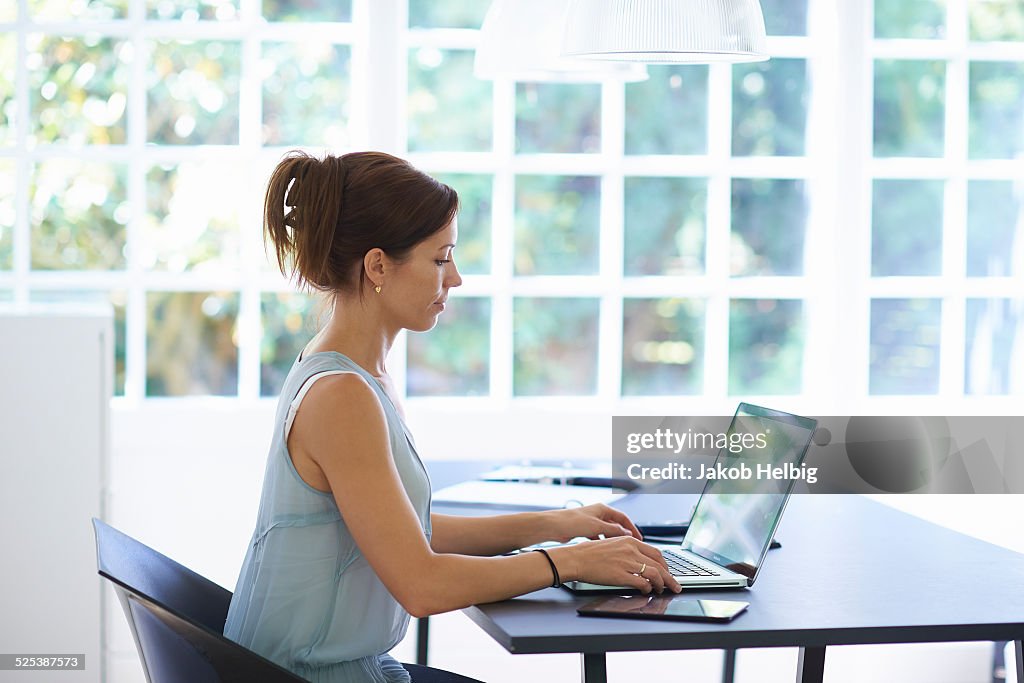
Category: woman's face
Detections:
[{"x1": 382, "y1": 218, "x2": 462, "y2": 332}]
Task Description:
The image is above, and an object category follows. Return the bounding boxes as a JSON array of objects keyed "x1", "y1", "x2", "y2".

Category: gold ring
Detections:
[{"x1": 638, "y1": 563, "x2": 647, "y2": 575}]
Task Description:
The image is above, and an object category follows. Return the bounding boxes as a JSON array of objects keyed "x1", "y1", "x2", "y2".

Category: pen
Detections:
[{"x1": 484, "y1": 476, "x2": 640, "y2": 491}]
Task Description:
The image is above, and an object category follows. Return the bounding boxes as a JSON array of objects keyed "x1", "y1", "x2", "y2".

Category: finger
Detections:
[
  {"x1": 635, "y1": 542, "x2": 672, "y2": 573},
  {"x1": 638, "y1": 550, "x2": 681, "y2": 593},
  {"x1": 658, "y1": 563, "x2": 682, "y2": 593},
  {"x1": 627, "y1": 569, "x2": 652, "y2": 594},
  {"x1": 612, "y1": 511, "x2": 644, "y2": 540},
  {"x1": 600, "y1": 508, "x2": 643, "y2": 539},
  {"x1": 600, "y1": 522, "x2": 631, "y2": 538},
  {"x1": 639, "y1": 562, "x2": 666, "y2": 593},
  {"x1": 628, "y1": 540, "x2": 682, "y2": 592}
]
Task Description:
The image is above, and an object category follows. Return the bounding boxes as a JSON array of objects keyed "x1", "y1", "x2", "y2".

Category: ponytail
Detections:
[{"x1": 264, "y1": 151, "x2": 346, "y2": 290}]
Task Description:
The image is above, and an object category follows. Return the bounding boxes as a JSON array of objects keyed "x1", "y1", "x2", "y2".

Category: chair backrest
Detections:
[
  {"x1": 92, "y1": 518, "x2": 306, "y2": 683},
  {"x1": 93, "y1": 518, "x2": 231, "y2": 630}
]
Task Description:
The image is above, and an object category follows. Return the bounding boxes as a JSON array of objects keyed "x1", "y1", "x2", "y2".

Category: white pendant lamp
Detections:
[
  {"x1": 562, "y1": 0, "x2": 769, "y2": 64},
  {"x1": 474, "y1": 0, "x2": 649, "y2": 82}
]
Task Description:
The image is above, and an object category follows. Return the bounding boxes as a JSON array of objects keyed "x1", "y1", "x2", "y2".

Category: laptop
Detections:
[{"x1": 562, "y1": 403, "x2": 818, "y2": 592}]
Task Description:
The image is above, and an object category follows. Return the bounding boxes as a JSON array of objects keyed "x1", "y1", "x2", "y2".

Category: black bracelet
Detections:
[{"x1": 531, "y1": 548, "x2": 561, "y2": 588}]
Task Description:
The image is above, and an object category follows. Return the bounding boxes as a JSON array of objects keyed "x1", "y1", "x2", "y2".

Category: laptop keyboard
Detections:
[{"x1": 662, "y1": 549, "x2": 720, "y2": 577}]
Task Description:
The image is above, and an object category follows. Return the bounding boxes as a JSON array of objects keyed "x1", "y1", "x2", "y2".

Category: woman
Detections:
[{"x1": 224, "y1": 150, "x2": 681, "y2": 683}]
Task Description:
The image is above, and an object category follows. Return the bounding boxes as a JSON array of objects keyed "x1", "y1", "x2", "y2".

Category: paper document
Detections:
[
  {"x1": 433, "y1": 480, "x2": 624, "y2": 510},
  {"x1": 481, "y1": 464, "x2": 612, "y2": 482}
]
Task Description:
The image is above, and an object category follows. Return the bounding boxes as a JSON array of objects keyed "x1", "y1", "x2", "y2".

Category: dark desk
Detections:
[{"x1": 459, "y1": 494, "x2": 1024, "y2": 683}]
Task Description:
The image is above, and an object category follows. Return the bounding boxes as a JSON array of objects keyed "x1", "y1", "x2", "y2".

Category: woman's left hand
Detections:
[{"x1": 546, "y1": 503, "x2": 643, "y2": 543}]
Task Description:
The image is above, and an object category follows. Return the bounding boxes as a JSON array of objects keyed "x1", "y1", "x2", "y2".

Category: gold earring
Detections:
[{"x1": 374, "y1": 284, "x2": 382, "y2": 294}]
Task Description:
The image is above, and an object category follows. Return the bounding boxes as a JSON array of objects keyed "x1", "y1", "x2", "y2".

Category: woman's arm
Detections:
[
  {"x1": 291, "y1": 374, "x2": 678, "y2": 617},
  {"x1": 430, "y1": 504, "x2": 643, "y2": 556},
  {"x1": 429, "y1": 512, "x2": 553, "y2": 556}
]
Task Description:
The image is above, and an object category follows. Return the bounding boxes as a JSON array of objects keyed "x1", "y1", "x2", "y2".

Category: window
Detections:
[
  {"x1": 868, "y1": 0, "x2": 1024, "y2": 400},
  {"x1": 2, "y1": 0, "x2": 1021, "y2": 411},
  {"x1": 2, "y1": 0, "x2": 357, "y2": 399}
]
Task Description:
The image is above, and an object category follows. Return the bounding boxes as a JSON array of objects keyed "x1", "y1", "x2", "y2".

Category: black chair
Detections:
[{"x1": 92, "y1": 518, "x2": 484, "y2": 683}]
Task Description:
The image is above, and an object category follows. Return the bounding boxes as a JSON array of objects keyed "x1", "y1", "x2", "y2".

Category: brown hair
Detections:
[{"x1": 264, "y1": 150, "x2": 459, "y2": 293}]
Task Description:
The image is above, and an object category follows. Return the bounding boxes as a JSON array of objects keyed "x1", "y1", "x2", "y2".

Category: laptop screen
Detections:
[{"x1": 681, "y1": 403, "x2": 817, "y2": 581}]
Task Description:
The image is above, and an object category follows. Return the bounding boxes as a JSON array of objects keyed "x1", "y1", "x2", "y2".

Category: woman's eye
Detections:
[{"x1": 435, "y1": 259, "x2": 451, "y2": 266}]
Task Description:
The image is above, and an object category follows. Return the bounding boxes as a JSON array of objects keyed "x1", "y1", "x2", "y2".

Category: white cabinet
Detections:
[{"x1": 0, "y1": 307, "x2": 111, "y2": 683}]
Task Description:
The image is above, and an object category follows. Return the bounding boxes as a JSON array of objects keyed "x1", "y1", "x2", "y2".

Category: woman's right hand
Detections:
[{"x1": 549, "y1": 536, "x2": 682, "y2": 594}]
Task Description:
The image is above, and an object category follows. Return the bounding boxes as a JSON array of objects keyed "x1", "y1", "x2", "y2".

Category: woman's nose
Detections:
[{"x1": 447, "y1": 261, "x2": 463, "y2": 288}]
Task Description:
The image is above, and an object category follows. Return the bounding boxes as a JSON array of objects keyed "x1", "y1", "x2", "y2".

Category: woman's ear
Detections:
[{"x1": 363, "y1": 248, "x2": 386, "y2": 286}]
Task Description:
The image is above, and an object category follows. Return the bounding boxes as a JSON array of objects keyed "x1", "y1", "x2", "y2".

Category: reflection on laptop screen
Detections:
[{"x1": 681, "y1": 404, "x2": 816, "y2": 579}]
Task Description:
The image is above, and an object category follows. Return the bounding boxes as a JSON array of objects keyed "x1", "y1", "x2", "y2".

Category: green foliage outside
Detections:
[
  {"x1": 514, "y1": 175, "x2": 600, "y2": 276},
  {"x1": 622, "y1": 298, "x2": 705, "y2": 395},
  {"x1": 733, "y1": 58, "x2": 807, "y2": 157},
  {"x1": 1, "y1": 34, "x2": 16, "y2": 145},
  {"x1": 513, "y1": 297, "x2": 599, "y2": 396},
  {"x1": 30, "y1": 161, "x2": 128, "y2": 271},
  {"x1": 408, "y1": 0, "x2": 486, "y2": 29},
  {"x1": 432, "y1": 173, "x2": 492, "y2": 276},
  {"x1": 146, "y1": 291, "x2": 239, "y2": 396},
  {"x1": 729, "y1": 300, "x2": 804, "y2": 395},
  {"x1": 967, "y1": 181, "x2": 1020, "y2": 277},
  {"x1": 970, "y1": 0, "x2": 1024, "y2": 40},
  {"x1": 261, "y1": 0, "x2": 350, "y2": 22},
  {"x1": 516, "y1": 82, "x2": 601, "y2": 154},
  {"x1": 874, "y1": 0, "x2": 946, "y2": 39},
  {"x1": 871, "y1": 179, "x2": 943, "y2": 277},
  {"x1": 262, "y1": 42, "x2": 351, "y2": 147},
  {"x1": 261, "y1": 292, "x2": 320, "y2": 397},
  {"x1": 408, "y1": 48, "x2": 491, "y2": 152},
  {"x1": 29, "y1": 36, "x2": 129, "y2": 145},
  {"x1": 0, "y1": 160, "x2": 12, "y2": 269},
  {"x1": 147, "y1": 40, "x2": 241, "y2": 145},
  {"x1": 870, "y1": 298, "x2": 941, "y2": 395},
  {"x1": 625, "y1": 66, "x2": 708, "y2": 156},
  {"x1": 968, "y1": 61, "x2": 1024, "y2": 159},
  {"x1": 624, "y1": 176, "x2": 706, "y2": 276},
  {"x1": 873, "y1": 59, "x2": 946, "y2": 157},
  {"x1": 731, "y1": 179, "x2": 807, "y2": 276},
  {"x1": 407, "y1": 297, "x2": 490, "y2": 397},
  {"x1": 149, "y1": 0, "x2": 239, "y2": 21},
  {"x1": 30, "y1": 0, "x2": 127, "y2": 20},
  {"x1": 760, "y1": 0, "x2": 808, "y2": 36}
]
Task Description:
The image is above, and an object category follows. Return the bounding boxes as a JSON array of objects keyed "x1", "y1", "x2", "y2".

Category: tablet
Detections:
[{"x1": 577, "y1": 595, "x2": 749, "y2": 623}]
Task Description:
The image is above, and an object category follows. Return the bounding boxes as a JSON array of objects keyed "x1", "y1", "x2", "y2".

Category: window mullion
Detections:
[
  {"x1": 236, "y1": 0, "x2": 262, "y2": 401},
  {"x1": 13, "y1": 0, "x2": 29, "y2": 305},
  {"x1": 491, "y1": 78, "x2": 515, "y2": 402},
  {"x1": 704, "y1": 62, "x2": 731, "y2": 401},
  {"x1": 125, "y1": 0, "x2": 147, "y2": 403},
  {"x1": 366, "y1": 0, "x2": 404, "y2": 155},
  {"x1": 837, "y1": 0, "x2": 875, "y2": 406},
  {"x1": 802, "y1": 0, "x2": 841, "y2": 412},
  {"x1": 940, "y1": 0, "x2": 970, "y2": 399},
  {"x1": 599, "y1": 81, "x2": 625, "y2": 402}
]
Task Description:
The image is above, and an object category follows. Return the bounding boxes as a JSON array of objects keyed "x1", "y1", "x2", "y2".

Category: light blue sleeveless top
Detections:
[{"x1": 224, "y1": 352, "x2": 433, "y2": 683}]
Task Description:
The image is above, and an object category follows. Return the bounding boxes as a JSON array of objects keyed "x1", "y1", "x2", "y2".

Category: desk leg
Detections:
[
  {"x1": 722, "y1": 648, "x2": 737, "y2": 683},
  {"x1": 415, "y1": 616, "x2": 429, "y2": 666},
  {"x1": 581, "y1": 653, "x2": 607, "y2": 683},
  {"x1": 796, "y1": 646, "x2": 826, "y2": 683},
  {"x1": 1015, "y1": 640, "x2": 1022, "y2": 682}
]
